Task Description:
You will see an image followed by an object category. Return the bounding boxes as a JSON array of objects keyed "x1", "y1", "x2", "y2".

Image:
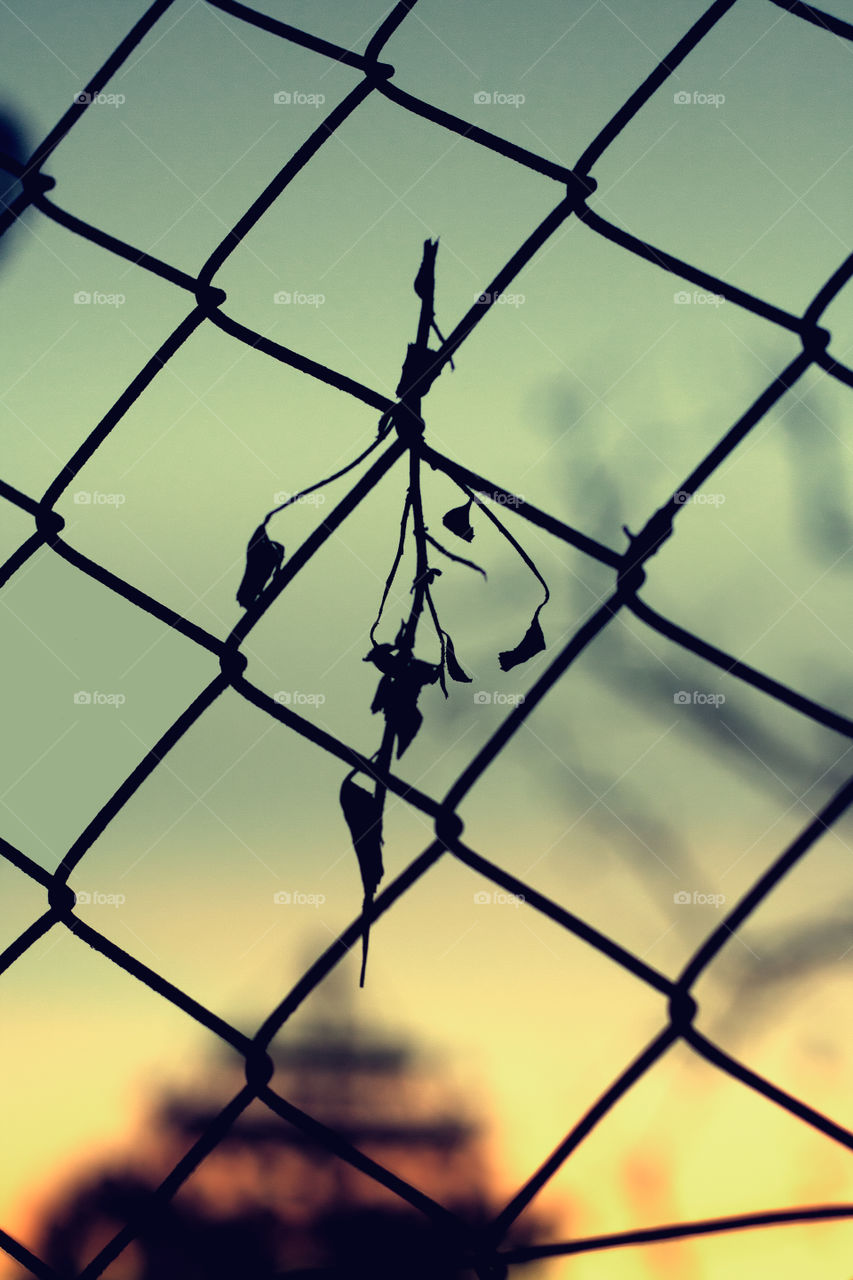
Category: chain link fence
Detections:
[{"x1": 3, "y1": 0, "x2": 853, "y2": 1276}]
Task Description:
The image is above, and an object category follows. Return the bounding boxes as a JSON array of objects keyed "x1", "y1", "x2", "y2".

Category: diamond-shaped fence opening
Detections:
[{"x1": 3, "y1": 1, "x2": 853, "y2": 1277}]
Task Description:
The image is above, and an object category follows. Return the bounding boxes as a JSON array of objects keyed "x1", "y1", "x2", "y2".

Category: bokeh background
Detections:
[{"x1": 3, "y1": 0, "x2": 853, "y2": 1275}]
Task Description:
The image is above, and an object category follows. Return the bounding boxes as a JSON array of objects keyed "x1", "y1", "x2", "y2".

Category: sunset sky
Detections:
[{"x1": 3, "y1": 1, "x2": 853, "y2": 1276}]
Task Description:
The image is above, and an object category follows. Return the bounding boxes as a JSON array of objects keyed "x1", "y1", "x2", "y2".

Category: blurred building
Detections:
[{"x1": 29, "y1": 997, "x2": 551, "y2": 1279}]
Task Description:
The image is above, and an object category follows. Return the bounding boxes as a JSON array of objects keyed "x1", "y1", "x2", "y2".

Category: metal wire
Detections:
[{"x1": 3, "y1": 0, "x2": 853, "y2": 1276}]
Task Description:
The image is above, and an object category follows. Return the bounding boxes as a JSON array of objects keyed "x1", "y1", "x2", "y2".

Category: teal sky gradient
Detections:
[{"x1": 3, "y1": 2, "x2": 853, "y2": 1275}]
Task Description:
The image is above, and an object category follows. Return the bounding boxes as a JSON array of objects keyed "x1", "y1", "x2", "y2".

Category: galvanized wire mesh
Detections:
[{"x1": 3, "y1": 0, "x2": 853, "y2": 1276}]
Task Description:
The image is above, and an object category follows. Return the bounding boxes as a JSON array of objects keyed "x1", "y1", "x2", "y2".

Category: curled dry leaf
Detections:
[
  {"x1": 498, "y1": 614, "x2": 545, "y2": 673},
  {"x1": 442, "y1": 499, "x2": 475, "y2": 543},
  {"x1": 339, "y1": 774, "x2": 385, "y2": 987},
  {"x1": 443, "y1": 633, "x2": 472, "y2": 684},
  {"x1": 236, "y1": 524, "x2": 284, "y2": 609},
  {"x1": 365, "y1": 646, "x2": 441, "y2": 757}
]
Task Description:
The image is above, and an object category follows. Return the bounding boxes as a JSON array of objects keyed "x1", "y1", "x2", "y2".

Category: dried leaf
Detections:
[
  {"x1": 408, "y1": 658, "x2": 441, "y2": 690},
  {"x1": 340, "y1": 776, "x2": 384, "y2": 897},
  {"x1": 236, "y1": 524, "x2": 284, "y2": 609},
  {"x1": 444, "y1": 634, "x2": 472, "y2": 684},
  {"x1": 364, "y1": 644, "x2": 397, "y2": 675},
  {"x1": 365, "y1": 647, "x2": 440, "y2": 756},
  {"x1": 388, "y1": 657, "x2": 438, "y2": 756},
  {"x1": 393, "y1": 703, "x2": 423, "y2": 758},
  {"x1": 498, "y1": 614, "x2": 545, "y2": 672},
  {"x1": 370, "y1": 672, "x2": 393, "y2": 717},
  {"x1": 442, "y1": 499, "x2": 474, "y2": 543},
  {"x1": 339, "y1": 775, "x2": 384, "y2": 986}
]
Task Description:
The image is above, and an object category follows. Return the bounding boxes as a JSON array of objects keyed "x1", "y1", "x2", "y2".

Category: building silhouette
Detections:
[{"x1": 31, "y1": 990, "x2": 551, "y2": 1279}]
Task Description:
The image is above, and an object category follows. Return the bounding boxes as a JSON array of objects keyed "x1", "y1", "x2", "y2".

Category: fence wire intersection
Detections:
[{"x1": 3, "y1": 0, "x2": 853, "y2": 1276}]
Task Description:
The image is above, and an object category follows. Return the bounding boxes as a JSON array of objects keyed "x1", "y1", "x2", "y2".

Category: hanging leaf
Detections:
[
  {"x1": 369, "y1": 672, "x2": 393, "y2": 717},
  {"x1": 236, "y1": 523, "x2": 284, "y2": 609},
  {"x1": 498, "y1": 614, "x2": 545, "y2": 673},
  {"x1": 339, "y1": 774, "x2": 384, "y2": 987},
  {"x1": 389, "y1": 657, "x2": 439, "y2": 756},
  {"x1": 443, "y1": 633, "x2": 472, "y2": 684},
  {"x1": 339, "y1": 776, "x2": 384, "y2": 896},
  {"x1": 364, "y1": 643, "x2": 397, "y2": 675},
  {"x1": 442, "y1": 499, "x2": 474, "y2": 543},
  {"x1": 365, "y1": 646, "x2": 440, "y2": 756},
  {"x1": 408, "y1": 657, "x2": 442, "y2": 690},
  {"x1": 392, "y1": 703, "x2": 424, "y2": 757}
]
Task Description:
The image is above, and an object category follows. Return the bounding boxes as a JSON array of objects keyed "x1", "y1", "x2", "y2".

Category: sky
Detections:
[{"x1": 3, "y1": 1, "x2": 853, "y2": 1277}]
